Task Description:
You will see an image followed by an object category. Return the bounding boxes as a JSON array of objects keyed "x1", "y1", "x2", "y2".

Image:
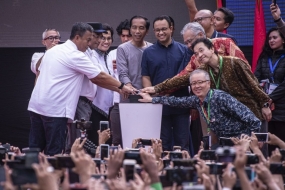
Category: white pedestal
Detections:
[{"x1": 119, "y1": 103, "x2": 162, "y2": 148}]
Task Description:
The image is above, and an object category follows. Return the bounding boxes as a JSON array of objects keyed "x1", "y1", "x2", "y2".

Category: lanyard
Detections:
[
  {"x1": 200, "y1": 90, "x2": 213, "y2": 133},
  {"x1": 268, "y1": 55, "x2": 284, "y2": 83},
  {"x1": 209, "y1": 56, "x2": 223, "y2": 89}
]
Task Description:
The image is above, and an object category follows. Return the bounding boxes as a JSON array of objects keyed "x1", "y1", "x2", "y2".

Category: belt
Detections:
[{"x1": 79, "y1": 96, "x2": 93, "y2": 105}]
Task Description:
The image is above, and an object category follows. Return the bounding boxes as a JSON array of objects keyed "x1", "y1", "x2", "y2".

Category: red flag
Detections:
[
  {"x1": 252, "y1": 0, "x2": 266, "y2": 72},
  {"x1": 217, "y1": 0, "x2": 223, "y2": 8}
]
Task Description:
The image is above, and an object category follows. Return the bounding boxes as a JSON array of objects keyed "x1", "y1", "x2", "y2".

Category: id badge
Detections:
[{"x1": 268, "y1": 83, "x2": 278, "y2": 94}]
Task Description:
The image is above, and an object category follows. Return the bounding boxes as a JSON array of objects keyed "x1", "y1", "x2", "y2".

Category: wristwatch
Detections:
[
  {"x1": 263, "y1": 102, "x2": 269, "y2": 108},
  {"x1": 118, "y1": 82, "x2": 124, "y2": 89}
]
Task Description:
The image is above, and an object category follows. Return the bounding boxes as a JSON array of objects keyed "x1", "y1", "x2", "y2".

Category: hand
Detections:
[
  {"x1": 202, "y1": 173, "x2": 214, "y2": 190},
  {"x1": 195, "y1": 160, "x2": 209, "y2": 178},
  {"x1": 0, "y1": 165, "x2": 16, "y2": 190},
  {"x1": 233, "y1": 146, "x2": 247, "y2": 169},
  {"x1": 269, "y1": 148, "x2": 282, "y2": 163},
  {"x1": 107, "y1": 150, "x2": 125, "y2": 179},
  {"x1": 182, "y1": 150, "x2": 191, "y2": 159},
  {"x1": 97, "y1": 128, "x2": 111, "y2": 145},
  {"x1": 70, "y1": 150, "x2": 93, "y2": 184},
  {"x1": 140, "y1": 86, "x2": 156, "y2": 94},
  {"x1": 262, "y1": 107, "x2": 272, "y2": 122},
  {"x1": 238, "y1": 134, "x2": 251, "y2": 151},
  {"x1": 71, "y1": 138, "x2": 87, "y2": 154},
  {"x1": 270, "y1": 3, "x2": 281, "y2": 20},
  {"x1": 251, "y1": 178, "x2": 267, "y2": 190},
  {"x1": 138, "y1": 92, "x2": 153, "y2": 103},
  {"x1": 140, "y1": 150, "x2": 159, "y2": 184},
  {"x1": 132, "y1": 138, "x2": 141, "y2": 148},
  {"x1": 130, "y1": 173, "x2": 145, "y2": 190},
  {"x1": 253, "y1": 162, "x2": 274, "y2": 185},
  {"x1": 250, "y1": 132, "x2": 259, "y2": 150},
  {"x1": 10, "y1": 146, "x2": 21, "y2": 155},
  {"x1": 121, "y1": 84, "x2": 136, "y2": 95},
  {"x1": 222, "y1": 163, "x2": 236, "y2": 189},
  {"x1": 152, "y1": 139, "x2": 163, "y2": 161},
  {"x1": 267, "y1": 132, "x2": 281, "y2": 146},
  {"x1": 32, "y1": 153, "x2": 57, "y2": 190}
]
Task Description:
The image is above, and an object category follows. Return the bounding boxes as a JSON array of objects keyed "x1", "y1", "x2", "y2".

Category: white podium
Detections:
[{"x1": 119, "y1": 103, "x2": 162, "y2": 148}]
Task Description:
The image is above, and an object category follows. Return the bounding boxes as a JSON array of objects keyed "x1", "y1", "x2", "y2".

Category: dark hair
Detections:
[
  {"x1": 258, "y1": 27, "x2": 285, "y2": 59},
  {"x1": 153, "y1": 15, "x2": 172, "y2": 28},
  {"x1": 130, "y1": 15, "x2": 150, "y2": 30},
  {"x1": 169, "y1": 16, "x2": 175, "y2": 30},
  {"x1": 116, "y1": 19, "x2": 131, "y2": 36},
  {"x1": 102, "y1": 23, "x2": 114, "y2": 42},
  {"x1": 216, "y1": 7, "x2": 234, "y2": 27},
  {"x1": 70, "y1": 22, "x2": 93, "y2": 40},
  {"x1": 191, "y1": 38, "x2": 213, "y2": 50}
]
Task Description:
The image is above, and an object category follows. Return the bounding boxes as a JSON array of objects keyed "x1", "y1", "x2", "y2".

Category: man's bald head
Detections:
[{"x1": 194, "y1": 9, "x2": 214, "y2": 34}]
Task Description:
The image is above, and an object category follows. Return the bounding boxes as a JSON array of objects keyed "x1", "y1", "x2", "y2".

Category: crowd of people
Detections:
[{"x1": 1, "y1": 0, "x2": 285, "y2": 189}]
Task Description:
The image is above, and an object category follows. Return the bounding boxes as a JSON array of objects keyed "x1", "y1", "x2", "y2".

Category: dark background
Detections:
[{"x1": 0, "y1": 0, "x2": 253, "y2": 149}]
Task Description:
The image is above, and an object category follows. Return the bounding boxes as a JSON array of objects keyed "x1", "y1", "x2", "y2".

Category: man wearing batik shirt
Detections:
[{"x1": 139, "y1": 69, "x2": 261, "y2": 139}]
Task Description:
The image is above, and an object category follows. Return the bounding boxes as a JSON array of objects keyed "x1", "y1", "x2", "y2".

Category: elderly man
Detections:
[
  {"x1": 139, "y1": 69, "x2": 261, "y2": 141},
  {"x1": 31, "y1": 29, "x2": 60, "y2": 80},
  {"x1": 28, "y1": 22, "x2": 133, "y2": 156}
]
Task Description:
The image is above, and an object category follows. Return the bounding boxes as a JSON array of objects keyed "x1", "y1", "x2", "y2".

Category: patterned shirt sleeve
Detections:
[
  {"x1": 152, "y1": 96, "x2": 197, "y2": 109},
  {"x1": 219, "y1": 92, "x2": 261, "y2": 133}
]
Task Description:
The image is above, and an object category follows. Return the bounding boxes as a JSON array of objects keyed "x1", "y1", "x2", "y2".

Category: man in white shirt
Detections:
[
  {"x1": 30, "y1": 29, "x2": 60, "y2": 79},
  {"x1": 28, "y1": 22, "x2": 133, "y2": 156}
]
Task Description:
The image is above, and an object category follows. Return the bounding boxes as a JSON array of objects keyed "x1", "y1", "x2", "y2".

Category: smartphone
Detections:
[
  {"x1": 280, "y1": 149, "x2": 285, "y2": 161},
  {"x1": 246, "y1": 154, "x2": 259, "y2": 165},
  {"x1": 172, "y1": 159, "x2": 197, "y2": 168},
  {"x1": 219, "y1": 137, "x2": 234, "y2": 147},
  {"x1": 123, "y1": 159, "x2": 136, "y2": 181},
  {"x1": 159, "y1": 175, "x2": 173, "y2": 187},
  {"x1": 47, "y1": 157, "x2": 60, "y2": 170},
  {"x1": 100, "y1": 144, "x2": 110, "y2": 160},
  {"x1": 56, "y1": 156, "x2": 75, "y2": 168},
  {"x1": 163, "y1": 159, "x2": 171, "y2": 168},
  {"x1": 140, "y1": 139, "x2": 152, "y2": 146},
  {"x1": 200, "y1": 150, "x2": 216, "y2": 161},
  {"x1": 273, "y1": 0, "x2": 276, "y2": 6},
  {"x1": 11, "y1": 168, "x2": 37, "y2": 185},
  {"x1": 68, "y1": 168, "x2": 80, "y2": 184},
  {"x1": 25, "y1": 151, "x2": 39, "y2": 168},
  {"x1": 100, "y1": 121, "x2": 109, "y2": 132},
  {"x1": 270, "y1": 163, "x2": 284, "y2": 174},
  {"x1": 124, "y1": 152, "x2": 142, "y2": 164},
  {"x1": 254, "y1": 133, "x2": 268, "y2": 142},
  {"x1": 169, "y1": 152, "x2": 183, "y2": 160},
  {"x1": 91, "y1": 174, "x2": 107, "y2": 179},
  {"x1": 202, "y1": 136, "x2": 211, "y2": 150}
]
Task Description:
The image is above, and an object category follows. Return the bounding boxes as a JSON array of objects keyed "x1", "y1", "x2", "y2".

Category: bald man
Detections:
[{"x1": 193, "y1": 10, "x2": 237, "y2": 44}]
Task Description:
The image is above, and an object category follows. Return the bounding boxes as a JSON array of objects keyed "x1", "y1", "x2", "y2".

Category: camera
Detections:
[
  {"x1": 270, "y1": 163, "x2": 285, "y2": 174},
  {"x1": 140, "y1": 139, "x2": 152, "y2": 146},
  {"x1": 219, "y1": 137, "x2": 234, "y2": 147},
  {"x1": 0, "y1": 143, "x2": 11, "y2": 165},
  {"x1": 246, "y1": 154, "x2": 259, "y2": 165},
  {"x1": 100, "y1": 121, "x2": 109, "y2": 132},
  {"x1": 172, "y1": 159, "x2": 197, "y2": 168},
  {"x1": 216, "y1": 146, "x2": 235, "y2": 162},
  {"x1": 123, "y1": 159, "x2": 136, "y2": 181},
  {"x1": 165, "y1": 167, "x2": 197, "y2": 185},
  {"x1": 200, "y1": 150, "x2": 216, "y2": 161},
  {"x1": 169, "y1": 151, "x2": 183, "y2": 160},
  {"x1": 206, "y1": 163, "x2": 226, "y2": 175}
]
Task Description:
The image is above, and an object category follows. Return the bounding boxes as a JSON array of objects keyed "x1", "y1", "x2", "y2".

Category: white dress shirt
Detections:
[{"x1": 31, "y1": 52, "x2": 45, "y2": 74}]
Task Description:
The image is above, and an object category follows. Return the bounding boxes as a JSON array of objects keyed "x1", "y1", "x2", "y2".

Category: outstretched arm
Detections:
[{"x1": 185, "y1": 0, "x2": 198, "y2": 22}]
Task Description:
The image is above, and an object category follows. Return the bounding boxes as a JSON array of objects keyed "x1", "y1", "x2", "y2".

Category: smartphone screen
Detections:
[
  {"x1": 140, "y1": 139, "x2": 152, "y2": 146},
  {"x1": 255, "y1": 133, "x2": 268, "y2": 142},
  {"x1": 124, "y1": 164, "x2": 135, "y2": 181},
  {"x1": 202, "y1": 136, "x2": 211, "y2": 150},
  {"x1": 274, "y1": 0, "x2": 276, "y2": 5},
  {"x1": 219, "y1": 137, "x2": 234, "y2": 147},
  {"x1": 100, "y1": 121, "x2": 109, "y2": 132},
  {"x1": 100, "y1": 145, "x2": 109, "y2": 160}
]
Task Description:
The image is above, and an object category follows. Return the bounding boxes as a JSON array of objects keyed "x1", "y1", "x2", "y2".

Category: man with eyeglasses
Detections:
[
  {"x1": 139, "y1": 69, "x2": 261, "y2": 141},
  {"x1": 141, "y1": 15, "x2": 193, "y2": 154},
  {"x1": 194, "y1": 10, "x2": 237, "y2": 44},
  {"x1": 31, "y1": 29, "x2": 60, "y2": 79}
]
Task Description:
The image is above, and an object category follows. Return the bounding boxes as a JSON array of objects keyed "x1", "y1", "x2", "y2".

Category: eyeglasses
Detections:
[
  {"x1": 100, "y1": 36, "x2": 112, "y2": 42},
  {"x1": 190, "y1": 80, "x2": 209, "y2": 86},
  {"x1": 154, "y1": 27, "x2": 169, "y2": 33},
  {"x1": 194, "y1": 17, "x2": 211, "y2": 23},
  {"x1": 184, "y1": 34, "x2": 199, "y2": 46},
  {"x1": 44, "y1": 36, "x2": 61, "y2": 42}
]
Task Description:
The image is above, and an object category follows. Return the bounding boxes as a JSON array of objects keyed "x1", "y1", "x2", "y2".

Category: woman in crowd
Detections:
[{"x1": 255, "y1": 27, "x2": 285, "y2": 155}]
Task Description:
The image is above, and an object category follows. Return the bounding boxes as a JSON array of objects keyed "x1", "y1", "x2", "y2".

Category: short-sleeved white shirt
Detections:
[
  {"x1": 108, "y1": 49, "x2": 120, "y2": 104},
  {"x1": 31, "y1": 52, "x2": 45, "y2": 74},
  {"x1": 28, "y1": 40, "x2": 101, "y2": 120}
]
